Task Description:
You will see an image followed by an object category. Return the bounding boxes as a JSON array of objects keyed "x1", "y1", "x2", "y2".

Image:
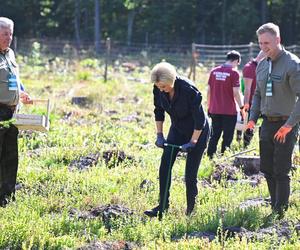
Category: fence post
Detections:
[
  {"x1": 104, "y1": 37, "x2": 111, "y2": 82},
  {"x1": 188, "y1": 43, "x2": 197, "y2": 81}
]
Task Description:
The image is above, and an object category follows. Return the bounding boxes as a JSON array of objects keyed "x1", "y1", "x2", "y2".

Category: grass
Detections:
[{"x1": 0, "y1": 55, "x2": 299, "y2": 249}]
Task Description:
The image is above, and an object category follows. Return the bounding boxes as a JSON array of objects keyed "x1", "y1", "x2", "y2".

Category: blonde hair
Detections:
[
  {"x1": 256, "y1": 22, "x2": 280, "y2": 37},
  {"x1": 150, "y1": 62, "x2": 177, "y2": 85}
]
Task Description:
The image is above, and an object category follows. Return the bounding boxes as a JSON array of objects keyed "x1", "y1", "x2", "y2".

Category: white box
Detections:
[{"x1": 13, "y1": 113, "x2": 50, "y2": 132}]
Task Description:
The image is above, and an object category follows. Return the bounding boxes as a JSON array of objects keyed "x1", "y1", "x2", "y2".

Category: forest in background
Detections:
[{"x1": 1, "y1": 0, "x2": 300, "y2": 48}]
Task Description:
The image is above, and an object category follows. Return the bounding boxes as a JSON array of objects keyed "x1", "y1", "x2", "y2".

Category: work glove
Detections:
[
  {"x1": 181, "y1": 141, "x2": 196, "y2": 153},
  {"x1": 274, "y1": 125, "x2": 292, "y2": 143},
  {"x1": 155, "y1": 132, "x2": 166, "y2": 148},
  {"x1": 246, "y1": 120, "x2": 255, "y2": 130}
]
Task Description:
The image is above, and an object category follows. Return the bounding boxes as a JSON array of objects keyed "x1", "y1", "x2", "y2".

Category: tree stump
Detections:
[
  {"x1": 71, "y1": 96, "x2": 88, "y2": 107},
  {"x1": 233, "y1": 155, "x2": 260, "y2": 176}
]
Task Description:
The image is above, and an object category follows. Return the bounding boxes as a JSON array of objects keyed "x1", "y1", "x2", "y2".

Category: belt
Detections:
[{"x1": 263, "y1": 115, "x2": 289, "y2": 122}]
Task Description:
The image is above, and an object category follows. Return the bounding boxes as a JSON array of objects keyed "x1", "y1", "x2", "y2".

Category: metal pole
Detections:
[
  {"x1": 104, "y1": 37, "x2": 111, "y2": 82},
  {"x1": 159, "y1": 143, "x2": 182, "y2": 220}
]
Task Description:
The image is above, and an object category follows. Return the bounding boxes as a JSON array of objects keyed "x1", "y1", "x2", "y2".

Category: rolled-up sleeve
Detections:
[
  {"x1": 188, "y1": 89, "x2": 205, "y2": 130},
  {"x1": 153, "y1": 85, "x2": 165, "y2": 121}
]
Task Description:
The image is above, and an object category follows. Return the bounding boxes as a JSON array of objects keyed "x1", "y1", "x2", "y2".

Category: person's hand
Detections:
[
  {"x1": 274, "y1": 125, "x2": 292, "y2": 143},
  {"x1": 181, "y1": 141, "x2": 196, "y2": 153},
  {"x1": 240, "y1": 106, "x2": 246, "y2": 120},
  {"x1": 20, "y1": 91, "x2": 33, "y2": 104},
  {"x1": 243, "y1": 103, "x2": 250, "y2": 113},
  {"x1": 155, "y1": 132, "x2": 166, "y2": 148}
]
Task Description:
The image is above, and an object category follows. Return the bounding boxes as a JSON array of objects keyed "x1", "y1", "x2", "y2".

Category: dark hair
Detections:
[{"x1": 226, "y1": 50, "x2": 241, "y2": 62}]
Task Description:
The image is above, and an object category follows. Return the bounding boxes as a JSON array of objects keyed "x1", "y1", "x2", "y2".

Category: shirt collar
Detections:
[
  {"x1": 0, "y1": 48, "x2": 9, "y2": 55},
  {"x1": 222, "y1": 63, "x2": 233, "y2": 68},
  {"x1": 271, "y1": 46, "x2": 285, "y2": 62},
  {"x1": 251, "y1": 59, "x2": 258, "y2": 66}
]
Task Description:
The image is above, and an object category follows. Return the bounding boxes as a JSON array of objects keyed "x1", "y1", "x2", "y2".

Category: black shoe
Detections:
[
  {"x1": 185, "y1": 204, "x2": 195, "y2": 216},
  {"x1": 185, "y1": 208, "x2": 194, "y2": 216},
  {"x1": 0, "y1": 198, "x2": 8, "y2": 207},
  {"x1": 144, "y1": 205, "x2": 160, "y2": 217}
]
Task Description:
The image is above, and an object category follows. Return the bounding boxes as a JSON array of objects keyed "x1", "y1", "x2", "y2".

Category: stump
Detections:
[
  {"x1": 233, "y1": 155, "x2": 260, "y2": 176},
  {"x1": 71, "y1": 96, "x2": 88, "y2": 107}
]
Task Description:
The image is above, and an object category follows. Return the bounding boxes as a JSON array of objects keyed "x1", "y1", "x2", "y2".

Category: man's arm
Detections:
[
  {"x1": 243, "y1": 77, "x2": 253, "y2": 108},
  {"x1": 233, "y1": 87, "x2": 243, "y2": 108}
]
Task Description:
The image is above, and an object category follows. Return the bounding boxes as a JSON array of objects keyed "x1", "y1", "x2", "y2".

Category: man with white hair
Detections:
[{"x1": 0, "y1": 17, "x2": 32, "y2": 207}]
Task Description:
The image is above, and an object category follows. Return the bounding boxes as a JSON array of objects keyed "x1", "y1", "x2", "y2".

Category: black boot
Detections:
[
  {"x1": 0, "y1": 197, "x2": 8, "y2": 207},
  {"x1": 185, "y1": 206, "x2": 194, "y2": 216},
  {"x1": 144, "y1": 205, "x2": 161, "y2": 218},
  {"x1": 266, "y1": 178, "x2": 276, "y2": 209},
  {"x1": 186, "y1": 195, "x2": 196, "y2": 216},
  {"x1": 273, "y1": 180, "x2": 290, "y2": 219},
  {"x1": 144, "y1": 204, "x2": 169, "y2": 218}
]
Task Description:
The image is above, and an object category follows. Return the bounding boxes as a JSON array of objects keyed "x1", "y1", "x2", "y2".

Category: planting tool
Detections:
[{"x1": 159, "y1": 142, "x2": 182, "y2": 220}]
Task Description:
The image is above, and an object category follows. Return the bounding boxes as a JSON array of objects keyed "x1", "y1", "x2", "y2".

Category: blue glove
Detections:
[
  {"x1": 181, "y1": 142, "x2": 196, "y2": 153},
  {"x1": 155, "y1": 133, "x2": 166, "y2": 148}
]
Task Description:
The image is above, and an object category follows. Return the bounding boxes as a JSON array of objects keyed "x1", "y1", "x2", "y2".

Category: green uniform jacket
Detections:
[{"x1": 250, "y1": 48, "x2": 300, "y2": 127}]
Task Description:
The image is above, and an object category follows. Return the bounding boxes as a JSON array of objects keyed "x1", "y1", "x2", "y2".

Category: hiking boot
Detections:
[
  {"x1": 144, "y1": 205, "x2": 169, "y2": 218},
  {"x1": 185, "y1": 204, "x2": 195, "y2": 216},
  {"x1": 0, "y1": 198, "x2": 8, "y2": 207},
  {"x1": 144, "y1": 205, "x2": 160, "y2": 217}
]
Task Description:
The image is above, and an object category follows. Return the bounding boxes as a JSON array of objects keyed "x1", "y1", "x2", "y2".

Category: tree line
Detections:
[{"x1": 1, "y1": 0, "x2": 300, "y2": 47}]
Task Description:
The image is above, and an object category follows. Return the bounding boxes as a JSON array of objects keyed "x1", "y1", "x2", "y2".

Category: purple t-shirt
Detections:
[
  {"x1": 208, "y1": 64, "x2": 240, "y2": 115},
  {"x1": 243, "y1": 60, "x2": 257, "y2": 106}
]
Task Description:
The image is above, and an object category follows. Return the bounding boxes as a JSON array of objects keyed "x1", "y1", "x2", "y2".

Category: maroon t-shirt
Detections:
[
  {"x1": 208, "y1": 64, "x2": 240, "y2": 115},
  {"x1": 242, "y1": 60, "x2": 257, "y2": 106}
]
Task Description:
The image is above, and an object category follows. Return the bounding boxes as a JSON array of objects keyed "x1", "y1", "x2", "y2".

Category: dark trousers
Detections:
[
  {"x1": 159, "y1": 122, "x2": 210, "y2": 211},
  {"x1": 207, "y1": 114, "x2": 237, "y2": 158},
  {"x1": 0, "y1": 104, "x2": 18, "y2": 205},
  {"x1": 259, "y1": 119, "x2": 298, "y2": 213}
]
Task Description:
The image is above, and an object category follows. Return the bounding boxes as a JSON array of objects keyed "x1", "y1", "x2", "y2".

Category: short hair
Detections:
[
  {"x1": 256, "y1": 22, "x2": 280, "y2": 37},
  {"x1": 150, "y1": 62, "x2": 177, "y2": 85},
  {"x1": 226, "y1": 50, "x2": 241, "y2": 62},
  {"x1": 0, "y1": 17, "x2": 14, "y2": 31}
]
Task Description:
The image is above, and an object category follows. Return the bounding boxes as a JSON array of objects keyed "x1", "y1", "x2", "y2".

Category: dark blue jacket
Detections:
[{"x1": 153, "y1": 76, "x2": 207, "y2": 138}]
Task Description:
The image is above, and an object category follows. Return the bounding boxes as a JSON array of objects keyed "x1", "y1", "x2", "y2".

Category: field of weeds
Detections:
[{"x1": 0, "y1": 54, "x2": 299, "y2": 249}]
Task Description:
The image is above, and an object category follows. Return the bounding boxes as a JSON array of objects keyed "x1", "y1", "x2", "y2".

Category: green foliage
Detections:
[
  {"x1": 79, "y1": 58, "x2": 100, "y2": 69},
  {"x1": 1, "y1": 1, "x2": 300, "y2": 44}
]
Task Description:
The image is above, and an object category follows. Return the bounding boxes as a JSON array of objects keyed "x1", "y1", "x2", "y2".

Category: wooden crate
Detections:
[{"x1": 13, "y1": 99, "x2": 50, "y2": 132}]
